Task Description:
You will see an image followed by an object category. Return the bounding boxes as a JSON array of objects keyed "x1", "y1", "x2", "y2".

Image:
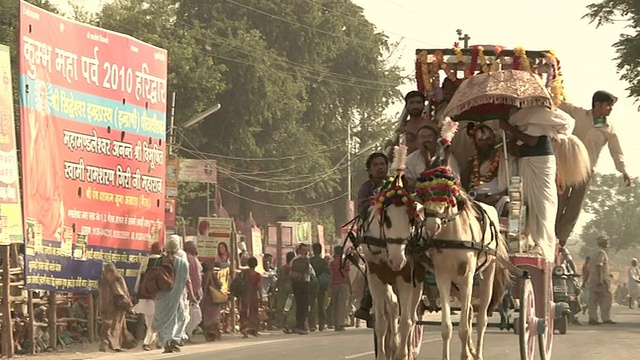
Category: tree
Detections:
[
  {"x1": 583, "y1": 0, "x2": 640, "y2": 100},
  {"x1": 176, "y1": 0, "x2": 402, "y2": 229},
  {"x1": 90, "y1": 0, "x2": 403, "y2": 233},
  {"x1": 579, "y1": 173, "x2": 640, "y2": 258}
]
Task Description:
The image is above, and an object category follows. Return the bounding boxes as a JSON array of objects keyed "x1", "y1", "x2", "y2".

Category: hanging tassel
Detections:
[
  {"x1": 392, "y1": 145, "x2": 408, "y2": 175},
  {"x1": 438, "y1": 117, "x2": 459, "y2": 147}
]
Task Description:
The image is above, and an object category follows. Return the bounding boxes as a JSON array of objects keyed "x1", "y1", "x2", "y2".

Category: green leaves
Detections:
[
  {"x1": 580, "y1": 173, "x2": 640, "y2": 257},
  {"x1": 1, "y1": 0, "x2": 403, "y2": 228},
  {"x1": 584, "y1": 0, "x2": 640, "y2": 102}
]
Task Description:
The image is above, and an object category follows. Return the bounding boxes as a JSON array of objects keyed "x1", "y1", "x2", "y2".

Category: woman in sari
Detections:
[
  {"x1": 153, "y1": 238, "x2": 192, "y2": 353},
  {"x1": 200, "y1": 263, "x2": 224, "y2": 341},
  {"x1": 276, "y1": 251, "x2": 297, "y2": 333},
  {"x1": 98, "y1": 262, "x2": 136, "y2": 352},
  {"x1": 175, "y1": 248, "x2": 194, "y2": 344},
  {"x1": 133, "y1": 242, "x2": 162, "y2": 350},
  {"x1": 239, "y1": 256, "x2": 262, "y2": 338}
]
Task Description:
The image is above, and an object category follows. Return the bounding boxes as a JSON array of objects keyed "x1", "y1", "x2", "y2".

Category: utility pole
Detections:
[
  {"x1": 456, "y1": 29, "x2": 471, "y2": 49},
  {"x1": 168, "y1": 92, "x2": 177, "y2": 155},
  {"x1": 346, "y1": 121, "x2": 352, "y2": 221}
]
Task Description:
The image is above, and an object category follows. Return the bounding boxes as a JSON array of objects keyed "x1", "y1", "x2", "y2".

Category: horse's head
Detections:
[
  {"x1": 364, "y1": 175, "x2": 418, "y2": 271},
  {"x1": 415, "y1": 166, "x2": 468, "y2": 238}
]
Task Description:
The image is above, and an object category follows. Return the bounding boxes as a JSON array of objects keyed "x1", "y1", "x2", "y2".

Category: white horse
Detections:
[
  {"x1": 361, "y1": 176, "x2": 424, "y2": 360},
  {"x1": 417, "y1": 167, "x2": 511, "y2": 360}
]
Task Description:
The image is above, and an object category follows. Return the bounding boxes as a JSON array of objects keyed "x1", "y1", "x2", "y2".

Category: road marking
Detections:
[{"x1": 344, "y1": 337, "x2": 441, "y2": 359}]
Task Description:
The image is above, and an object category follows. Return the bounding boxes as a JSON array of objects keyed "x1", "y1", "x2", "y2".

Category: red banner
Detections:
[{"x1": 18, "y1": 1, "x2": 167, "y2": 291}]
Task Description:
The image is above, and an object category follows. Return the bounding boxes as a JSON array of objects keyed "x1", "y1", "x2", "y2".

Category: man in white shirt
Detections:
[
  {"x1": 556, "y1": 91, "x2": 631, "y2": 247},
  {"x1": 627, "y1": 258, "x2": 640, "y2": 309},
  {"x1": 405, "y1": 125, "x2": 460, "y2": 191}
]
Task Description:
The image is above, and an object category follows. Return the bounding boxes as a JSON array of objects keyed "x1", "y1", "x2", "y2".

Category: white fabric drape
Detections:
[
  {"x1": 509, "y1": 105, "x2": 573, "y2": 140},
  {"x1": 518, "y1": 155, "x2": 557, "y2": 262}
]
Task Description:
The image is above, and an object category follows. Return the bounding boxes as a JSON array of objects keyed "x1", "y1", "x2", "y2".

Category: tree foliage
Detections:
[
  {"x1": 579, "y1": 173, "x2": 640, "y2": 257},
  {"x1": 94, "y1": 0, "x2": 403, "y2": 228},
  {"x1": 0, "y1": 0, "x2": 402, "y2": 231},
  {"x1": 583, "y1": 0, "x2": 640, "y2": 100}
]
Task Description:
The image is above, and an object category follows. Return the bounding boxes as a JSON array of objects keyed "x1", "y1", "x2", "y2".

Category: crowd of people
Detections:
[
  {"x1": 268, "y1": 242, "x2": 362, "y2": 334},
  {"x1": 95, "y1": 235, "x2": 365, "y2": 353},
  {"x1": 97, "y1": 237, "x2": 205, "y2": 353}
]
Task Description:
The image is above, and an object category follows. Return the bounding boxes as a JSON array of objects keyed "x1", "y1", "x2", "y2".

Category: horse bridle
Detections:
[
  {"x1": 416, "y1": 200, "x2": 498, "y2": 271},
  {"x1": 360, "y1": 206, "x2": 414, "y2": 256}
]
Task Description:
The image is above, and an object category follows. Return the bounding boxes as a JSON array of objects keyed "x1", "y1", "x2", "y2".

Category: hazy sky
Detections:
[
  {"x1": 55, "y1": 0, "x2": 635, "y2": 233},
  {"x1": 352, "y1": 0, "x2": 639, "y2": 177},
  {"x1": 62, "y1": 0, "x2": 637, "y2": 177}
]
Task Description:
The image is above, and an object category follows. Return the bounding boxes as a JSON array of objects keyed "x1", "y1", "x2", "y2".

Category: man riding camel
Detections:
[
  {"x1": 556, "y1": 91, "x2": 631, "y2": 246},
  {"x1": 460, "y1": 123, "x2": 516, "y2": 217}
]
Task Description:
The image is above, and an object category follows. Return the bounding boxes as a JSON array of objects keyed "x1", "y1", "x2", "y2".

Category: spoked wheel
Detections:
[
  {"x1": 538, "y1": 275, "x2": 554, "y2": 360},
  {"x1": 411, "y1": 312, "x2": 425, "y2": 359},
  {"x1": 518, "y1": 276, "x2": 536, "y2": 360}
]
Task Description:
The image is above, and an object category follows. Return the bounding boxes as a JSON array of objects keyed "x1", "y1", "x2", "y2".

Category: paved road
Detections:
[{"x1": 84, "y1": 306, "x2": 640, "y2": 360}]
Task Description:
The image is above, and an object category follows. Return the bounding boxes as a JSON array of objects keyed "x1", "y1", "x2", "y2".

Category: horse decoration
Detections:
[
  {"x1": 361, "y1": 145, "x2": 425, "y2": 360},
  {"x1": 416, "y1": 166, "x2": 512, "y2": 360}
]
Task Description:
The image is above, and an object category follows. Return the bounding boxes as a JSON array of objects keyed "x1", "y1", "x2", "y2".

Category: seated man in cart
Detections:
[
  {"x1": 460, "y1": 123, "x2": 516, "y2": 218},
  {"x1": 405, "y1": 124, "x2": 461, "y2": 192}
]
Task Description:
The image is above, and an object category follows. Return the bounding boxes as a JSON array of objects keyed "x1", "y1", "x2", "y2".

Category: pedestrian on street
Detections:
[
  {"x1": 289, "y1": 244, "x2": 315, "y2": 335},
  {"x1": 329, "y1": 246, "x2": 351, "y2": 332},
  {"x1": 587, "y1": 236, "x2": 615, "y2": 325},
  {"x1": 154, "y1": 238, "x2": 192, "y2": 353},
  {"x1": 133, "y1": 242, "x2": 162, "y2": 351},
  {"x1": 239, "y1": 256, "x2": 262, "y2": 338},
  {"x1": 200, "y1": 263, "x2": 223, "y2": 341},
  {"x1": 184, "y1": 241, "x2": 203, "y2": 340},
  {"x1": 276, "y1": 251, "x2": 296, "y2": 333},
  {"x1": 309, "y1": 243, "x2": 329, "y2": 332},
  {"x1": 626, "y1": 258, "x2": 640, "y2": 308},
  {"x1": 98, "y1": 262, "x2": 136, "y2": 352},
  {"x1": 580, "y1": 256, "x2": 591, "y2": 315}
]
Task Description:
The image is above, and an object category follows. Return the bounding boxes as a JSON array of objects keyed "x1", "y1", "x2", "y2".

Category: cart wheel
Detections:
[
  {"x1": 518, "y1": 277, "x2": 536, "y2": 360},
  {"x1": 410, "y1": 311, "x2": 424, "y2": 359},
  {"x1": 538, "y1": 278, "x2": 554, "y2": 360},
  {"x1": 557, "y1": 314, "x2": 568, "y2": 335}
]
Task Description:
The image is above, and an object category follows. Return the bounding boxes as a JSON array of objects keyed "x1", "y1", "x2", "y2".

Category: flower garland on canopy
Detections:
[
  {"x1": 453, "y1": 42, "x2": 468, "y2": 77},
  {"x1": 477, "y1": 46, "x2": 489, "y2": 73},
  {"x1": 373, "y1": 177, "x2": 419, "y2": 221},
  {"x1": 415, "y1": 167, "x2": 464, "y2": 213},
  {"x1": 417, "y1": 50, "x2": 432, "y2": 94},
  {"x1": 544, "y1": 51, "x2": 568, "y2": 106},
  {"x1": 490, "y1": 46, "x2": 504, "y2": 72},
  {"x1": 513, "y1": 46, "x2": 531, "y2": 72}
]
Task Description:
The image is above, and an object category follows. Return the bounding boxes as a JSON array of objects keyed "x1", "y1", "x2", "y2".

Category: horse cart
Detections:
[{"x1": 347, "y1": 45, "x2": 587, "y2": 360}]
